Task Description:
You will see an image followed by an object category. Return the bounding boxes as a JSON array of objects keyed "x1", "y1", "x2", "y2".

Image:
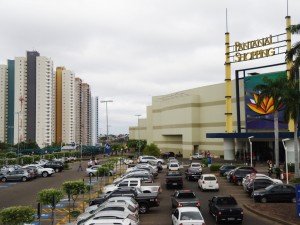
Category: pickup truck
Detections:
[
  {"x1": 208, "y1": 196, "x2": 243, "y2": 224},
  {"x1": 171, "y1": 189, "x2": 201, "y2": 208},
  {"x1": 89, "y1": 187, "x2": 160, "y2": 214},
  {"x1": 102, "y1": 177, "x2": 161, "y2": 194},
  {"x1": 165, "y1": 171, "x2": 183, "y2": 189}
]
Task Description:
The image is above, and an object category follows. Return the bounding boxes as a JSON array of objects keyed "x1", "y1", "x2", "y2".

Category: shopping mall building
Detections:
[{"x1": 129, "y1": 16, "x2": 299, "y2": 163}]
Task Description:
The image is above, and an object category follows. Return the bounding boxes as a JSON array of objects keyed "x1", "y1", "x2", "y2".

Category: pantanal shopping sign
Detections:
[{"x1": 230, "y1": 33, "x2": 286, "y2": 63}]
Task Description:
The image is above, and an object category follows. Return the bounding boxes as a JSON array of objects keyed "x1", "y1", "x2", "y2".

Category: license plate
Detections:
[
  {"x1": 172, "y1": 183, "x2": 177, "y2": 185},
  {"x1": 228, "y1": 218, "x2": 235, "y2": 221}
]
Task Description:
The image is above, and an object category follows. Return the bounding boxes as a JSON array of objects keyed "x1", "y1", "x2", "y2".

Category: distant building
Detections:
[
  {"x1": 0, "y1": 65, "x2": 8, "y2": 142},
  {"x1": 91, "y1": 96, "x2": 99, "y2": 146},
  {"x1": 81, "y1": 83, "x2": 91, "y2": 145}
]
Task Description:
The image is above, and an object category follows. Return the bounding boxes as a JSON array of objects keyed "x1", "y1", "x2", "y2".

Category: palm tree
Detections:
[
  {"x1": 286, "y1": 24, "x2": 300, "y2": 75},
  {"x1": 282, "y1": 78, "x2": 300, "y2": 178},
  {"x1": 253, "y1": 76, "x2": 287, "y2": 168},
  {"x1": 285, "y1": 23, "x2": 300, "y2": 178}
]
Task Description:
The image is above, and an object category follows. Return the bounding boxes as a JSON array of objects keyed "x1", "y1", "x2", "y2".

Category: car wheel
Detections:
[
  {"x1": 292, "y1": 197, "x2": 296, "y2": 203},
  {"x1": 89, "y1": 172, "x2": 94, "y2": 177},
  {"x1": 42, "y1": 172, "x2": 48, "y2": 177},
  {"x1": 21, "y1": 177, "x2": 27, "y2": 182},
  {"x1": 1, "y1": 177, "x2": 7, "y2": 182},
  {"x1": 261, "y1": 197, "x2": 267, "y2": 203},
  {"x1": 139, "y1": 203, "x2": 149, "y2": 214},
  {"x1": 55, "y1": 168, "x2": 60, "y2": 173}
]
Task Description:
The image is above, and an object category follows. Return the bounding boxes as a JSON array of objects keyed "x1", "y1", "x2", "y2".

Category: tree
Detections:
[
  {"x1": 62, "y1": 180, "x2": 87, "y2": 210},
  {"x1": 282, "y1": 78, "x2": 300, "y2": 178},
  {"x1": 143, "y1": 143, "x2": 161, "y2": 157},
  {"x1": 37, "y1": 188, "x2": 64, "y2": 225},
  {"x1": 286, "y1": 24, "x2": 300, "y2": 75},
  {"x1": 0, "y1": 206, "x2": 35, "y2": 225},
  {"x1": 253, "y1": 76, "x2": 287, "y2": 168}
]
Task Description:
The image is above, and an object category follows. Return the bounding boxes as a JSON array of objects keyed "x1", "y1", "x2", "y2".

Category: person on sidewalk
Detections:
[{"x1": 189, "y1": 154, "x2": 193, "y2": 164}]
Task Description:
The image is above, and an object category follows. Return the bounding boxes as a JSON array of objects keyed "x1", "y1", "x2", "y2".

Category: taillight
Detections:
[
  {"x1": 155, "y1": 198, "x2": 158, "y2": 202},
  {"x1": 196, "y1": 202, "x2": 201, "y2": 207},
  {"x1": 218, "y1": 211, "x2": 222, "y2": 215},
  {"x1": 233, "y1": 175, "x2": 237, "y2": 180},
  {"x1": 178, "y1": 203, "x2": 183, "y2": 207}
]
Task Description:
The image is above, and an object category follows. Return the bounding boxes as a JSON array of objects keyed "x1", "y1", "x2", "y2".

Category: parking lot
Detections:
[{"x1": 0, "y1": 159, "x2": 290, "y2": 225}]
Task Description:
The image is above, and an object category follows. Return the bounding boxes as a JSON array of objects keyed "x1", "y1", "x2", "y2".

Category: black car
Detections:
[
  {"x1": 245, "y1": 178, "x2": 274, "y2": 196},
  {"x1": 219, "y1": 164, "x2": 237, "y2": 176},
  {"x1": 231, "y1": 169, "x2": 256, "y2": 186},
  {"x1": 252, "y1": 184, "x2": 296, "y2": 203},
  {"x1": 43, "y1": 161, "x2": 64, "y2": 172},
  {"x1": 184, "y1": 167, "x2": 201, "y2": 181}
]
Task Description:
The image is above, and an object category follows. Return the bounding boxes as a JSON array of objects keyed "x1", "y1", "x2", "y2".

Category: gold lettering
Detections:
[
  {"x1": 234, "y1": 35, "x2": 274, "y2": 52},
  {"x1": 234, "y1": 47, "x2": 276, "y2": 62}
]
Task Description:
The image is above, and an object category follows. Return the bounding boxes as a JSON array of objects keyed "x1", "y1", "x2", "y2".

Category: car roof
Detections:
[
  {"x1": 177, "y1": 207, "x2": 201, "y2": 212},
  {"x1": 201, "y1": 174, "x2": 216, "y2": 177}
]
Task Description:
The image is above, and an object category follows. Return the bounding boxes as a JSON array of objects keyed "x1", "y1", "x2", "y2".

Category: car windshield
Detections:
[
  {"x1": 204, "y1": 176, "x2": 216, "y2": 181},
  {"x1": 178, "y1": 192, "x2": 195, "y2": 198},
  {"x1": 180, "y1": 211, "x2": 203, "y2": 220},
  {"x1": 191, "y1": 163, "x2": 200, "y2": 167},
  {"x1": 217, "y1": 197, "x2": 237, "y2": 205},
  {"x1": 265, "y1": 184, "x2": 276, "y2": 191}
]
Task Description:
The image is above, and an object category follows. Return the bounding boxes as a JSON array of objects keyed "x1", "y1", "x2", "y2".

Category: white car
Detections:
[
  {"x1": 23, "y1": 164, "x2": 54, "y2": 177},
  {"x1": 168, "y1": 162, "x2": 180, "y2": 171},
  {"x1": 190, "y1": 162, "x2": 202, "y2": 173},
  {"x1": 171, "y1": 207, "x2": 205, "y2": 225},
  {"x1": 198, "y1": 174, "x2": 219, "y2": 191},
  {"x1": 84, "y1": 211, "x2": 139, "y2": 225},
  {"x1": 137, "y1": 155, "x2": 165, "y2": 165},
  {"x1": 242, "y1": 173, "x2": 282, "y2": 189}
]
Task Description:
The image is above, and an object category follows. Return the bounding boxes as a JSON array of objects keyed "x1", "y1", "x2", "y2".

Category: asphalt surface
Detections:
[{"x1": 0, "y1": 158, "x2": 299, "y2": 225}]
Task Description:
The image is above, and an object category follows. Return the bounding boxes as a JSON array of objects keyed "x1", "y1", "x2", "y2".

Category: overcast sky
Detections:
[{"x1": 1, "y1": 0, "x2": 300, "y2": 135}]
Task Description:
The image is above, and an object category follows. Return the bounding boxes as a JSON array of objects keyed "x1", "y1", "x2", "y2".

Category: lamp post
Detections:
[
  {"x1": 248, "y1": 136, "x2": 254, "y2": 167},
  {"x1": 100, "y1": 100, "x2": 113, "y2": 141},
  {"x1": 135, "y1": 114, "x2": 141, "y2": 157},
  {"x1": 282, "y1": 138, "x2": 290, "y2": 184}
]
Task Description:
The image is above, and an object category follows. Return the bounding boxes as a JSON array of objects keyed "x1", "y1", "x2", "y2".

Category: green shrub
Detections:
[
  {"x1": 6, "y1": 152, "x2": 16, "y2": 158},
  {"x1": 64, "y1": 163, "x2": 70, "y2": 170},
  {"x1": 283, "y1": 163, "x2": 295, "y2": 172},
  {"x1": 289, "y1": 177, "x2": 300, "y2": 184},
  {"x1": 209, "y1": 164, "x2": 222, "y2": 172},
  {"x1": 201, "y1": 158, "x2": 208, "y2": 166}
]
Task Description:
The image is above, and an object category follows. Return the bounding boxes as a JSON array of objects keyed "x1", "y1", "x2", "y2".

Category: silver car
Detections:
[
  {"x1": 81, "y1": 211, "x2": 139, "y2": 225},
  {"x1": 1, "y1": 169, "x2": 32, "y2": 182}
]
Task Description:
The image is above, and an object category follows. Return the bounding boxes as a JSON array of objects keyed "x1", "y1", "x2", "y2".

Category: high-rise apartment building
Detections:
[
  {"x1": 91, "y1": 96, "x2": 99, "y2": 146},
  {"x1": 7, "y1": 60, "x2": 15, "y2": 145},
  {"x1": 75, "y1": 77, "x2": 83, "y2": 145},
  {"x1": 26, "y1": 51, "x2": 40, "y2": 143},
  {"x1": 14, "y1": 57, "x2": 27, "y2": 145},
  {"x1": 81, "y1": 83, "x2": 91, "y2": 145},
  {"x1": 56, "y1": 67, "x2": 75, "y2": 145},
  {"x1": 36, "y1": 56, "x2": 54, "y2": 147},
  {"x1": 0, "y1": 65, "x2": 8, "y2": 142}
]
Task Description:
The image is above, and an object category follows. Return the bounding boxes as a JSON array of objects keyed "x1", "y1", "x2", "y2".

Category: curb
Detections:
[{"x1": 243, "y1": 204, "x2": 298, "y2": 225}]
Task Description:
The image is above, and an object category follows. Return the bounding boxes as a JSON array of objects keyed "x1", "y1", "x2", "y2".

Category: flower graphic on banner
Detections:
[{"x1": 247, "y1": 93, "x2": 284, "y2": 115}]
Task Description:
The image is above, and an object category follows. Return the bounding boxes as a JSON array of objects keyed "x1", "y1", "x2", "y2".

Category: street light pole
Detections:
[
  {"x1": 248, "y1": 136, "x2": 254, "y2": 167},
  {"x1": 100, "y1": 100, "x2": 113, "y2": 141},
  {"x1": 135, "y1": 115, "x2": 141, "y2": 157},
  {"x1": 282, "y1": 138, "x2": 290, "y2": 184}
]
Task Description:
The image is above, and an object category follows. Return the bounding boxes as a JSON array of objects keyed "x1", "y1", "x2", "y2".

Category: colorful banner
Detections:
[{"x1": 244, "y1": 71, "x2": 288, "y2": 130}]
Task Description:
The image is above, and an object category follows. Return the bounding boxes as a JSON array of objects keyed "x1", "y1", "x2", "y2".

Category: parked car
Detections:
[
  {"x1": 192, "y1": 153, "x2": 204, "y2": 160},
  {"x1": 137, "y1": 155, "x2": 165, "y2": 165},
  {"x1": 1, "y1": 169, "x2": 32, "y2": 182},
  {"x1": 165, "y1": 171, "x2": 184, "y2": 189},
  {"x1": 198, "y1": 174, "x2": 219, "y2": 191},
  {"x1": 43, "y1": 161, "x2": 64, "y2": 172},
  {"x1": 171, "y1": 190, "x2": 201, "y2": 209},
  {"x1": 80, "y1": 211, "x2": 139, "y2": 225},
  {"x1": 168, "y1": 162, "x2": 180, "y2": 171},
  {"x1": 23, "y1": 165, "x2": 54, "y2": 177},
  {"x1": 189, "y1": 162, "x2": 202, "y2": 173},
  {"x1": 252, "y1": 184, "x2": 296, "y2": 203},
  {"x1": 245, "y1": 178, "x2": 275, "y2": 196},
  {"x1": 208, "y1": 196, "x2": 243, "y2": 223},
  {"x1": 161, "y1": 152, "x2": 175, "y2": 159},
  {"x1": 219, "y1": 164, "x2": 237, "y2": 176},
  {"x1": 86, "y1": 165, "x2": 116, "y2": 177},
  {"x1": 171, "y1": 207, "x2": 205, "y2": 225},
  {"x1": 184, "y1": 167, "x2": 201, "y2": 181},
  {"x1": 242, "y1": 173, "x2": 282, "y2": 189},
  {"x1": 230, "y1": 168, "x2": 257, "y2": 185},
  {"x1": 77, "y1": 201, "x2": 139, "y2": 222}
]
